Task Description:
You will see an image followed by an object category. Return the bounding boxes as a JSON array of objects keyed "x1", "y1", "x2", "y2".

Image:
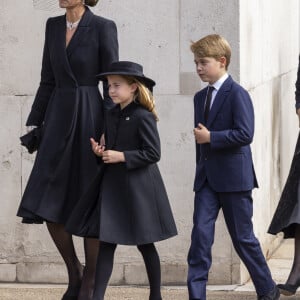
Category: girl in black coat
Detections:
[
  {"x1": 89, "y1": 61, "x2": 177, "y2": 300},
  {"x1": 17, "y1": 0, "x2": 118, "y2": 299},
  {"x1": 268, "y1": 55, "x2": 300, "y2": 296}
]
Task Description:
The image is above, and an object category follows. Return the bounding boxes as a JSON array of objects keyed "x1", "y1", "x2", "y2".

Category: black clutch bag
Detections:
[{"x1": 20, "y1": 127, "x2": 43, "y2": 154}]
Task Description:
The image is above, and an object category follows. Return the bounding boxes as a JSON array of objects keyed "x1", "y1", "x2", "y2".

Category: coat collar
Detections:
[
  {"x1": 56, "y1": 6, "x2": 94, "y2": 84},
  {"x1": 65, "y1": 6, "x2": 94, "y2": 57},
  {"x1": 111, "y1": 101, "x2": 140, "y2": 117},
  {"x1": 206, "y1": 75, "x2": 233, "y2": 127}
]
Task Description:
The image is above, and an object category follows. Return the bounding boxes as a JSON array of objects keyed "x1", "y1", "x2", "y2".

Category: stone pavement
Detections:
[
  {"x1": 1, "y1": 240, "x2": 299, "y2": 300},
  {"x1": 0, "y1": 284, "x2": 299, "y2": 300}
]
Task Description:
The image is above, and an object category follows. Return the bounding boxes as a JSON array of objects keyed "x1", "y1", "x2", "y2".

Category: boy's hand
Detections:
[
  {"x1": 90, "y1": 138, "x2": 105, "y2": 157},
  {"x1": 102, "y1": 150, "x2": 125, "y2": 164},
  {"x1": 194, "y1": 123, "x2": 211, "y2": 144}
]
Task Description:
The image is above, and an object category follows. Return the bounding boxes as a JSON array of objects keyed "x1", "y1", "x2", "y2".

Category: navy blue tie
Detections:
[{"x1": 204, "y1": 86, "x2": 214, "y2": 124}]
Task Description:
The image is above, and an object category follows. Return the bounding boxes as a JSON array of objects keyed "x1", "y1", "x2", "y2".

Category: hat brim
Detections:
[{"x1": 96, "y1": 72, "x2": 156, "y2": 89}]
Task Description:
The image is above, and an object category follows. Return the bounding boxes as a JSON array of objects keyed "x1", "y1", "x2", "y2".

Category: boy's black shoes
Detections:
[{"x1": 257, "y1": 286, "x2": 280, "y2": 300}]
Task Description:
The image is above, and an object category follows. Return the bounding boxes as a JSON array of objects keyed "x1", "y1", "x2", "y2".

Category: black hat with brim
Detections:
[{"x1": 96, "y1": 61, "x2": 156, "y2": 90}]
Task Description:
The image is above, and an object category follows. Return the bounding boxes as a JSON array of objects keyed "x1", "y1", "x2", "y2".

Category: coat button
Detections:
[{"x1": 204, "y1": 157, "x2": 208, "y2": 161}]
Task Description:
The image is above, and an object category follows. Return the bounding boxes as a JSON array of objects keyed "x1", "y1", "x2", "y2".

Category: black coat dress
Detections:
[
  {"x1": 17, "y1": 7, "x2": 119, "y2": 224},
  {"x1": 268, "y1": 132, "x2": 300, "y2": 238},
  {"x1": 66, "y1": 102, "x2": 178, "y2": 245}
]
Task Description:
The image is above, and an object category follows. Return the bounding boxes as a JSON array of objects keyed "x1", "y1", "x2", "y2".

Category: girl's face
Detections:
[
  {"x1": 107, "y1": 75, "x2": 137, "y2": 109},
  {"x1": 59, "y1": 0, "x2": 83, "y2": 9}
]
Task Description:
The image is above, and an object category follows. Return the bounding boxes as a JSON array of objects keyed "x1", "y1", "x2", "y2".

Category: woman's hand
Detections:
[
  {"x1": 102, "y1": 150, "x2": 125, "y2": 164},
  {"x1": 297, "y1": 108, "x2": 300, "y2": 127},
  {"x1": 90, "y1": 138, "x2": 105, "y2": 157}
]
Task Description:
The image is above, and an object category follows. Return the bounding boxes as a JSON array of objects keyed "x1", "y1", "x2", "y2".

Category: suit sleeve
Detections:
[
  {"x1": 26, "y1": 18, "x2": 55, "y2": 126},
  {"x1": 210, "y1": 89, "x2": 254, "y2": 149},
  {"x1": 124, "y1": 113, "x2": 161, "y2": 169},
  {"x1": 194, "y1": 94, "x2": 200, "y2": 163},
  {"x1": 295, "y1": 55, "x2": 300, "y2": 110},
  {"x1": 99, "y1": 20, "x2": 119, "y2": 110}
]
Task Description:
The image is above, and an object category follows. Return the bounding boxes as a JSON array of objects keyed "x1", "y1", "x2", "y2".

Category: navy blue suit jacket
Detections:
[{"x1": 193, "y1": 75, "x2": 258, "y2": 193}]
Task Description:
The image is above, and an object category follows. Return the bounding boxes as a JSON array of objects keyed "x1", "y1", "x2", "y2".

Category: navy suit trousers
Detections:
[{"x1": 187, "y1": 182, "x2": 275, "y2": 300}]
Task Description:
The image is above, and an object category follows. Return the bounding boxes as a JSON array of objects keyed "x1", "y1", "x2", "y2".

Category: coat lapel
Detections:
[
  {"x1": 206, "y1": 76, "x2": 232, "y2": 127},
  {"x1": 66, "y1": 6, "x2": 93, "y2": 57},
  {"x1": 55, "y1": 15, "x2": 77, "y2": 84}
]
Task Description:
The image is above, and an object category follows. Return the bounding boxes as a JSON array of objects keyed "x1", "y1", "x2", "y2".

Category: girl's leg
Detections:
[
  {"x1": 286, "y1": 224, "x2": 300, "y2": 285},
  {"x1": 78, "y1": 238, "x2": 99, "y2": 300},
  {"x1": 137, "y1": 243, "x2": 162, "y2": 300},
  {"x1": 92, "y1": 242, "x2": 117, "y2": 300},
  {"x1": 46, "y1": 223, "x2": 83, "y2": 298}
]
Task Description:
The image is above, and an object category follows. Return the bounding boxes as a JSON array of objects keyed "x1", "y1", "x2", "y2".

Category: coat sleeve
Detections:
[
  {"x1": 295, "y1": 55, "x2": 300, "y2": 110},
  {"x1": 210, "y1": 89, "x2": 254, "y2": 149},
  {"x1": 26, "y1": 18, "x2": 55, "y2": 126},
  {"x1": 124, "y1": 113, "x2": 161, "y2": 170},
  {"x1": 99, "y1": 20, "x2": 119, "y2": 110}
]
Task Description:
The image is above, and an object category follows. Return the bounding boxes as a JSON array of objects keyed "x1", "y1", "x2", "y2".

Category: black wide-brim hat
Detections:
[{"x1": 96, "y1": 61, "x2": 156, "y2": 90}]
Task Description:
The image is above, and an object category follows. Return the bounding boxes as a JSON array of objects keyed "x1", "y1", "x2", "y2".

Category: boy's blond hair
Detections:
[{"x1": 191, "y1": 34, "x2": 231, "y2": 69}]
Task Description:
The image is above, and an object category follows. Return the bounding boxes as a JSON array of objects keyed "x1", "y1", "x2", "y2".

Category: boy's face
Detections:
[{"x1": 194, "y1": 55, "x2": 226, "y2": 85}]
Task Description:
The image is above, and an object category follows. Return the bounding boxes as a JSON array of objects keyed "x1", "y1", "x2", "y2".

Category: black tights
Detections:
[
  {"x1": 46, "y1": 223, "x2": 98, "y2": 300},
  {"x1": 92, "y1": 242, "x2": 162, "y2": 300},
  {"x1": 286, "y1": 224, "x2": 300, "y2": 285}
]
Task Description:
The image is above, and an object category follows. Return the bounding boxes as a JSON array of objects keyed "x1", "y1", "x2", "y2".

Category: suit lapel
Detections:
[
  {"x1": 66, "y1": 6, "x2": 93, "y2": 57},
  {"x1": 206, "y1": 76, "x2": 232, "y2": 127},
  {"x1": 196, "y1": 91, "x2": 206, "y2": 126}
]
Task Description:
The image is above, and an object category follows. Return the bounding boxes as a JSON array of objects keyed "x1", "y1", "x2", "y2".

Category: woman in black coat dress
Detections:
[
  {"x1": 268, "y1": 55, "x2": 300, "y2": 296},
  {"x1": 17, "y1": 1, "x2": 118, "y2": 299},
  {"x1": 88, "y1": 61, "x2": 177, "y2": 300}
]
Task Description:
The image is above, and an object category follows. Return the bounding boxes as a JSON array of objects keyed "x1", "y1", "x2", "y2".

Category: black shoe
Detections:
[
  {"x1": 257, "y1": 285, "x2": 280, "y2": 300},
  {"x1": 277, "y1": 281, "x2": 300, "y2": 296}
]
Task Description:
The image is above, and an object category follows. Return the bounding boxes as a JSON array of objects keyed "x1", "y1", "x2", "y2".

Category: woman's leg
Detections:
[
  {"x1": 286, "y1": 224, "x2": 300, "y2": 285},
  {"x1": 137, "y1": 243, "x2": 162, "y2": 300},
  {"x1": 78, "y1": 238, "x2": 99, "y2": 300},
  {"x1": 92, "y1": 242, "x2": 117, "y2": 300},
  {"x1": 46, "y1": 223, "x2": 83, "y2": 298}
]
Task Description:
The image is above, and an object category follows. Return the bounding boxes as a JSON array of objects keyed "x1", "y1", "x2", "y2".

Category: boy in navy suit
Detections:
[{"x1": 187, "y1": 34, "x2": 279, "y2": 300}]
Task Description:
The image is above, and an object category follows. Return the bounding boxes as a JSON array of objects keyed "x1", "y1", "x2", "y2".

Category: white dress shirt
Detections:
[{"x1": 207, "y1": 73, "x2": 229, "y2": 109}]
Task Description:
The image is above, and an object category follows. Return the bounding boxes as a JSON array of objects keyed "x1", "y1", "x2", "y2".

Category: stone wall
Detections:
[{"x1": 0, "y1": 0, "x2": 298, "y2": 285}]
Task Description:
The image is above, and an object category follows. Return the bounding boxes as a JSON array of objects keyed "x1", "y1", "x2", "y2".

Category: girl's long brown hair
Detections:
[{"x1": 124, "y1": 76, "x2": 158, "y2": 121}]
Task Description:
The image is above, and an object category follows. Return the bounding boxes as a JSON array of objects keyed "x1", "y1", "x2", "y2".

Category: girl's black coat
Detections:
[
  {"x1": 17, "y1": 7, "x2": 118, "y2": 224},
  {"x1": 67, "y1": 102, "x2": 178, "y2": 245},
  {"x1": 101, "y1": 103, "x2": 177, "y2": 245}
]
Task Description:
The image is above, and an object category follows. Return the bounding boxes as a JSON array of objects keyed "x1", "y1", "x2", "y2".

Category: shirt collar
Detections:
[{"x1": 210, "y1": 73, "x2": 229, "y2": 91}]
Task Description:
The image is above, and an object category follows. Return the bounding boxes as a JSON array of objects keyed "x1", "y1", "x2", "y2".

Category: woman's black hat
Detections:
[{"x1": 96, "y1": 61, "x2": 156, "y2": 90}]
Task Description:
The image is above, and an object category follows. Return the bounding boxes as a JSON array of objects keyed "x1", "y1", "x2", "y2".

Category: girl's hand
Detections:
[
  {"x1": 90, "y1": 138, "x2": 105, "y2": 157},
  {"x1": 100, "y1": 134, "x2": 105, "y2": 146},
  {"x1": 102, "y1": 150, "x2": 125, "y2": 164}
]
